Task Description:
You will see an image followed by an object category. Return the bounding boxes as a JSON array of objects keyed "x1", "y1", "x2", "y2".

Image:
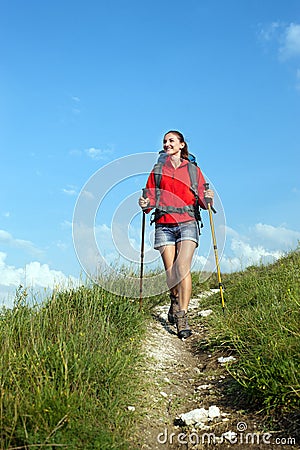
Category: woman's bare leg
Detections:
[
  {"x1": 159, "y1": 241, "x2": 197, "y2": 309},
  {"x1": 174, "y1": 240, "x2": 197, "y2": 312},
  {"x1": 159, "y1": 245, "x2": 178, "y2": 295}
]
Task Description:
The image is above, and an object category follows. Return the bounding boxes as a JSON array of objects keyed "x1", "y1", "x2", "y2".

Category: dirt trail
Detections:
[{"x1": 132, "y1": 293, "x2": 299, "y2": 450}]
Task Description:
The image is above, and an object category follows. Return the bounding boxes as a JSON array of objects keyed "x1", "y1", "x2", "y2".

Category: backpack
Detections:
[{"x1": 149, "y1": 151, "x2": 203, "y2": 230}]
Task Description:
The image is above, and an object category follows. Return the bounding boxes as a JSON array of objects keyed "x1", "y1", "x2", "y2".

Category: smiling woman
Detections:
[{"x1": 138, "y1": 130, "x2": 214, "y2": 339}]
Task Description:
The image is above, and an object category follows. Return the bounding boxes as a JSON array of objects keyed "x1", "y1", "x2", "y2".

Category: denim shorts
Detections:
[{"x1": 154, "y1": 221, "x2": 199, "y2": 249}]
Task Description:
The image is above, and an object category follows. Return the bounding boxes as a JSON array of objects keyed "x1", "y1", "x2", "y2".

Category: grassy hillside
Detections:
[
  {"x1": 196, "y1": 249, "x2": 300, "y2": 420},
  {"x1": 0, "y1": 284, "x2": 149, "y2": 450},
  {"x1": 1, "y1": 249, "x2": 299, "y2": 448}
]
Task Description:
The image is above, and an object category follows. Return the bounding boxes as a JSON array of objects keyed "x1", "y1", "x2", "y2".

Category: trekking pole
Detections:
[
  {"x1": 139, "y1": 188, "x2": 147, "y2": 311},
  {"x1": 204, "y1": 183, "x2": 226, "y2": 314}
]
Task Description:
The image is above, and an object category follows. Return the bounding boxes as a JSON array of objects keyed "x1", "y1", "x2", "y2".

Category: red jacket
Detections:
[{"x1": 145, "y1": 157, "x2": 208, "y2": 224}]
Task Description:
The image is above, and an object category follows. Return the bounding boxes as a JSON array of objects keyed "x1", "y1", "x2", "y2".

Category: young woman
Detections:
[{"x1": 139, "y1": 130, "x2": 214, "y2": 339}]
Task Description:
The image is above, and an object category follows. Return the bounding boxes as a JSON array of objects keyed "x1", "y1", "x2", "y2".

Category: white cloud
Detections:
[
  {"x1": 258, "y1": 22, "x2": 300, "y2": 87},
  {"x1": 252, "y1": 223, "x2": 300, "y2": 250},
  {"x1": 0, "y1": 252, "x2": 77, "y2": 289},
  {"x1": 81, "y1": 190, "x2": 95, "y2": 200},
  {"x1": 217, "y1": 223, "x2": 299, "y2": 272},
  {"x1": 62, "y1": 186, "x2": 77, "y2": 196},
  {"x1": 222, "y1": 225, "x2": 239, "y2": 239},
  {"x1": 0, "y1": 229, "x2": 43, "y2": 256},
  {"x1": 279, "y1": 23, "x2": 300, "y2": 60},
  {"x1": 24, "y1": 261, "x2": 75, "y2": 288},
  {"x1": 0, "y1": 252, "x2": 23, "y2": 286},
  {"x1": 85, "y1": 147, "x2": 113, "y2": 160},
  {"x1": 61, "y1": 220, "x2": 72, "y2": 229},
  {"x1": 231, "y1": 238, "x2": 282, "y2": 266},
  {"x1": 70, "y1": 95, "x2": 81, "y2": 114},
  {"x1": 55, "y1": 240, "x2": 68, "y2": 250},
  {"x1": 259, "y1": 21, "x2": 281, "y2": 42},
  {"x1": 69, "y1": 146, "x2": 114, "y2": 160}
]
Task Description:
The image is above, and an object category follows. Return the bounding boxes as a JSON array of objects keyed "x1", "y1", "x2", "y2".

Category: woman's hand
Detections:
[
  {"x1": 138, "y1": 196, "x2": 150, "y2": 209},
  {"x1": 204, "y1": 189, "x2": 214, "y2": 202}
]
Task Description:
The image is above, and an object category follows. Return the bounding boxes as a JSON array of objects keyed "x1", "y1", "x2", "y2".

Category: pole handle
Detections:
[
  {"x1": 141, "y1": 188, "x2": 149, "y2": 211},
  {"x1": 204, "y1": 183, "x2": 216, "y2": 213}
]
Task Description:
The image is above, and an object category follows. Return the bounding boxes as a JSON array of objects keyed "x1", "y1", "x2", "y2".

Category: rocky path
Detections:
[{"x1": 132, "y1": 292, "x2": 299, "y2": 450}]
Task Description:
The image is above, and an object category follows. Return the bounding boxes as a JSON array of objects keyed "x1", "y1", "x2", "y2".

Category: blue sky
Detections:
[{"x1": 1, "y1": 0, "x2": 300, "y2": 305}]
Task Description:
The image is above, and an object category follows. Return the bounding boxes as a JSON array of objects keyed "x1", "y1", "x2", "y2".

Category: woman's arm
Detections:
[
  {"x1": 197, "y1": 167, "x2": 214, "y2": 209},
  {"x1": 138, "y1": 171, "x2": 156, "y2": 211}
]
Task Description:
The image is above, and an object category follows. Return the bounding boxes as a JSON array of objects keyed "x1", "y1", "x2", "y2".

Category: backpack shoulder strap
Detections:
[
  {"x1": 153, "y1": 161, "x2": 163, "y2": 206},
  {"x1": 187, "y1": 161, "x2": 204, "y2": 230},
  {"x1": 187, "y1": 161, "x2": 198, "y2": 199},
  {"x1": 149, "y1": 161, "x2": 163, "y2": 224}
]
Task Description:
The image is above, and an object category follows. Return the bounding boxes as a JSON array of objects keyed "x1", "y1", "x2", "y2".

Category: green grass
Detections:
[
  {"x1": 0, "y1": 283, "x2": 150, "y2": 450},
  {"x1": 195, "y1": 249, "x2": 300, "y2": 416}
]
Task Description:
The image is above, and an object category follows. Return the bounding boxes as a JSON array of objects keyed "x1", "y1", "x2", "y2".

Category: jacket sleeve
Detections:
[{"x1": 142, "y1": 170, "x2": 156, "y2": 214}]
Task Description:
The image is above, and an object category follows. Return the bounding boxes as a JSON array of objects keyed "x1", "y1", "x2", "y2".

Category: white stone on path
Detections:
[
  {"x1": 179, "y1": 408, "x2": 209, "y2": 425},
  {"x1": 208, "y1": 405, "x2": 220, "y2": 419},
  {"x1": 160, "y1": 391, "x2": 168, "y2": 398},
  {"x1": 198, "y1": 309, "x2": 213, "y2": 317},
  {"x1": 217, "y1": 356, "x2": 236, "y2": 364},
  {"x1": 195, "y1": 384, "x2": 213, "y2": 390}
]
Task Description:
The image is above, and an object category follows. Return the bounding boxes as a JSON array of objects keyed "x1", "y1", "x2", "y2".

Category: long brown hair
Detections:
[{"x1": 164, "y1": 130, "x2": 189, "y2": 160}]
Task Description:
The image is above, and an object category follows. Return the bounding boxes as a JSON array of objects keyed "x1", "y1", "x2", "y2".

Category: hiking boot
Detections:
[
  {"x1": 167, "y1": 293, "x2": 179, "y2": 325},
  {"x1": 175, "y1": 310, "x2": 192, "y2": 339}
]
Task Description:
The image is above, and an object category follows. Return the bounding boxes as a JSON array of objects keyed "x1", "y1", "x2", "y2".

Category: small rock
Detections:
[
  {"x1": 208, "y1": 405, "x2": 220, "y2": 419},
  {"x1": 158, "y1": 312, "x2": 168, "y2": 322},
  {"x1": 179, "y1": 408, "x2": 209, "y2": 426},
  {"x1": 217, "y1": 356, "x2": 236, "y2": 364},
  {"x1": 197, "y1": 291, "x2": 213, "y2": 298},
  {"x1": 163, "y1": 377, "x2": 170, "y2": 383},
  {"x1": 160, "y1": 391, "x2": 168, "y2": 398},
  {"x1": 194, "y1": 422, "x2": 211, "y2": 430},
  {"x1": 198, "y1": 309, "x2": 213, "y2": 317},
  {"x1": 127, "y1": 406, "x2": 135, "y2": 412},
  {"x1": 188, "y1": 301, "x2": 199, "y2": 309},
  {"x1": 195, "y1": 384, "x2": 213, "y2": 390}
]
